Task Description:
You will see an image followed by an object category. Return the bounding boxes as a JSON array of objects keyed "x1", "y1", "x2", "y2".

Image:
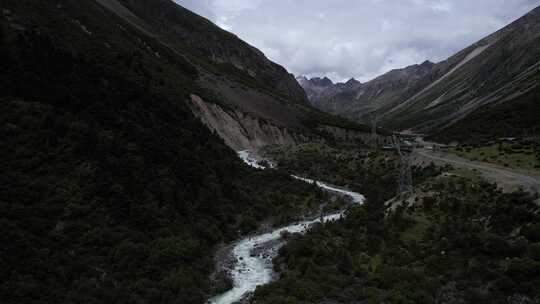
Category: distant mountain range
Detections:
[
  {"x1": 297, "y1": 60, "x2": 434, "y2": 121},
  {"x1": 299, "y1": 5, "x2": 540, "y2": 142}
]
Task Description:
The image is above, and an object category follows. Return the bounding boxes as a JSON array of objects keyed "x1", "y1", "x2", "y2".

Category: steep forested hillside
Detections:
[
  {"x1": 383, "y1": 6, "x2": 540, "y2": 135},
  {"x1": 0, "y1": 1, "x2": 325, "y2": 303},
  {"x1": 111, "y1": 0, "x2": 309, "y2": 104},
  {"x1": 429, "y1": 84, "x2": 540, "y2": 144},
  {"x1": 90, "y1": 0, "x2": 370, "y2": 148}
]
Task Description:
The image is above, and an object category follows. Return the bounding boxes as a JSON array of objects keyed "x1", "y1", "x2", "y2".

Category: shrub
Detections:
[
  {"x1": 523, "y1": 224, "x2": 540, "y2": 242},
  {"x1": 529, "y1": 243, "x2": 540, "y2": 261}
]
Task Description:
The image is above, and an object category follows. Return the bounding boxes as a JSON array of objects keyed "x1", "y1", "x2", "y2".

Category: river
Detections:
[{"x1": 207, "y1": 150, "x2": 365, "y2": 304}]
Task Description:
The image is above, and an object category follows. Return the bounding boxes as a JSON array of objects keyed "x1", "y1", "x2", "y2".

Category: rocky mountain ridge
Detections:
[
  {"x1": 300, "y1": 5, "x2": 540, "y2": 141},
  {"x1": 96, "y1": 0, "x2": 370, "y2": 149},
  {"x1": 299, "y1": 60, "x2": 435, "y2": 121},
  {"x1": 99, "y1": 0, "x2": 309, "y2": 105}
]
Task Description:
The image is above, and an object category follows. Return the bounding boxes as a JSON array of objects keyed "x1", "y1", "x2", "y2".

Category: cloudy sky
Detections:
[{"x1": 175, "y1": 0, "x2": 539, "y2": 82}]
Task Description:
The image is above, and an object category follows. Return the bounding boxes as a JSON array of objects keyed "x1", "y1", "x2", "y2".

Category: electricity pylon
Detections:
[
  {"x1": 369, "y1": 112, "x2": 379, "y2": 150},
  {"x1": 393, "y1": 135, "x2": 414, "y2": 195}
]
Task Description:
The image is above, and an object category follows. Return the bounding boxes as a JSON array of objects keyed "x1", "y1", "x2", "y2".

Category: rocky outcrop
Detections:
[
  {"x1": 188, "y1": 95, "x2": 375, "y2": 151},
  {"x1": 188, "y1": 95, "x2": 298, "y2": 151}
]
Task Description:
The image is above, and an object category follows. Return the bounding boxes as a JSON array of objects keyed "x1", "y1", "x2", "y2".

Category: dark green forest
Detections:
[
  {"x1": 253, "y1": 176, "x2": 540, "y2": 304},
  {"x1": 3, "y1": 1, "x2": 540, "y2": 303},
  {"x1": 257, "y1": 145, "x2": 540, "y2": 303},
  {"x1": 0, "y1": 3, "x2": 325, "y2": 303},
  {"x1": 263, "y1": 143, "x2": 441, "y2": 205}
]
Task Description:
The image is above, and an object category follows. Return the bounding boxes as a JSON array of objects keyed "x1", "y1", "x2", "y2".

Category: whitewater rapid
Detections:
[{"x1": 207, "y1": 150, "x2": 365, "y2": 304}]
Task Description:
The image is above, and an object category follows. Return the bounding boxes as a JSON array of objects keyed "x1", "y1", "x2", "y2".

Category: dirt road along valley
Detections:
[{"x1": 414, "y1": 148, "x2": 540, "y2": 202}]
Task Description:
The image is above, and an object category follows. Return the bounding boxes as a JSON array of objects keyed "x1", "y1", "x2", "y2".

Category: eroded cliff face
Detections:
[{"x1": 188, "y1": 95, "x2": 299, "y2": 151}]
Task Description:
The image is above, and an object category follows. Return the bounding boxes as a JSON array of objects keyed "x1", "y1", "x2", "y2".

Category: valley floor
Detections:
[{"x1": 247, "y1": 143, "x2": 540, "y2": 304}]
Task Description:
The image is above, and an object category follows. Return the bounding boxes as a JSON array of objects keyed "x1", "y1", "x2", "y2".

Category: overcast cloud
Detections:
[{"x1": 175, "y1": 0, "x2": 539, "y2": 82}]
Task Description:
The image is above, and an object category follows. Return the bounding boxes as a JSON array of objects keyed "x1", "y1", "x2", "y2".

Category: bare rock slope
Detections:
[{"x1": 97, "y1": 0, "x2": 369, "y2": 149}]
